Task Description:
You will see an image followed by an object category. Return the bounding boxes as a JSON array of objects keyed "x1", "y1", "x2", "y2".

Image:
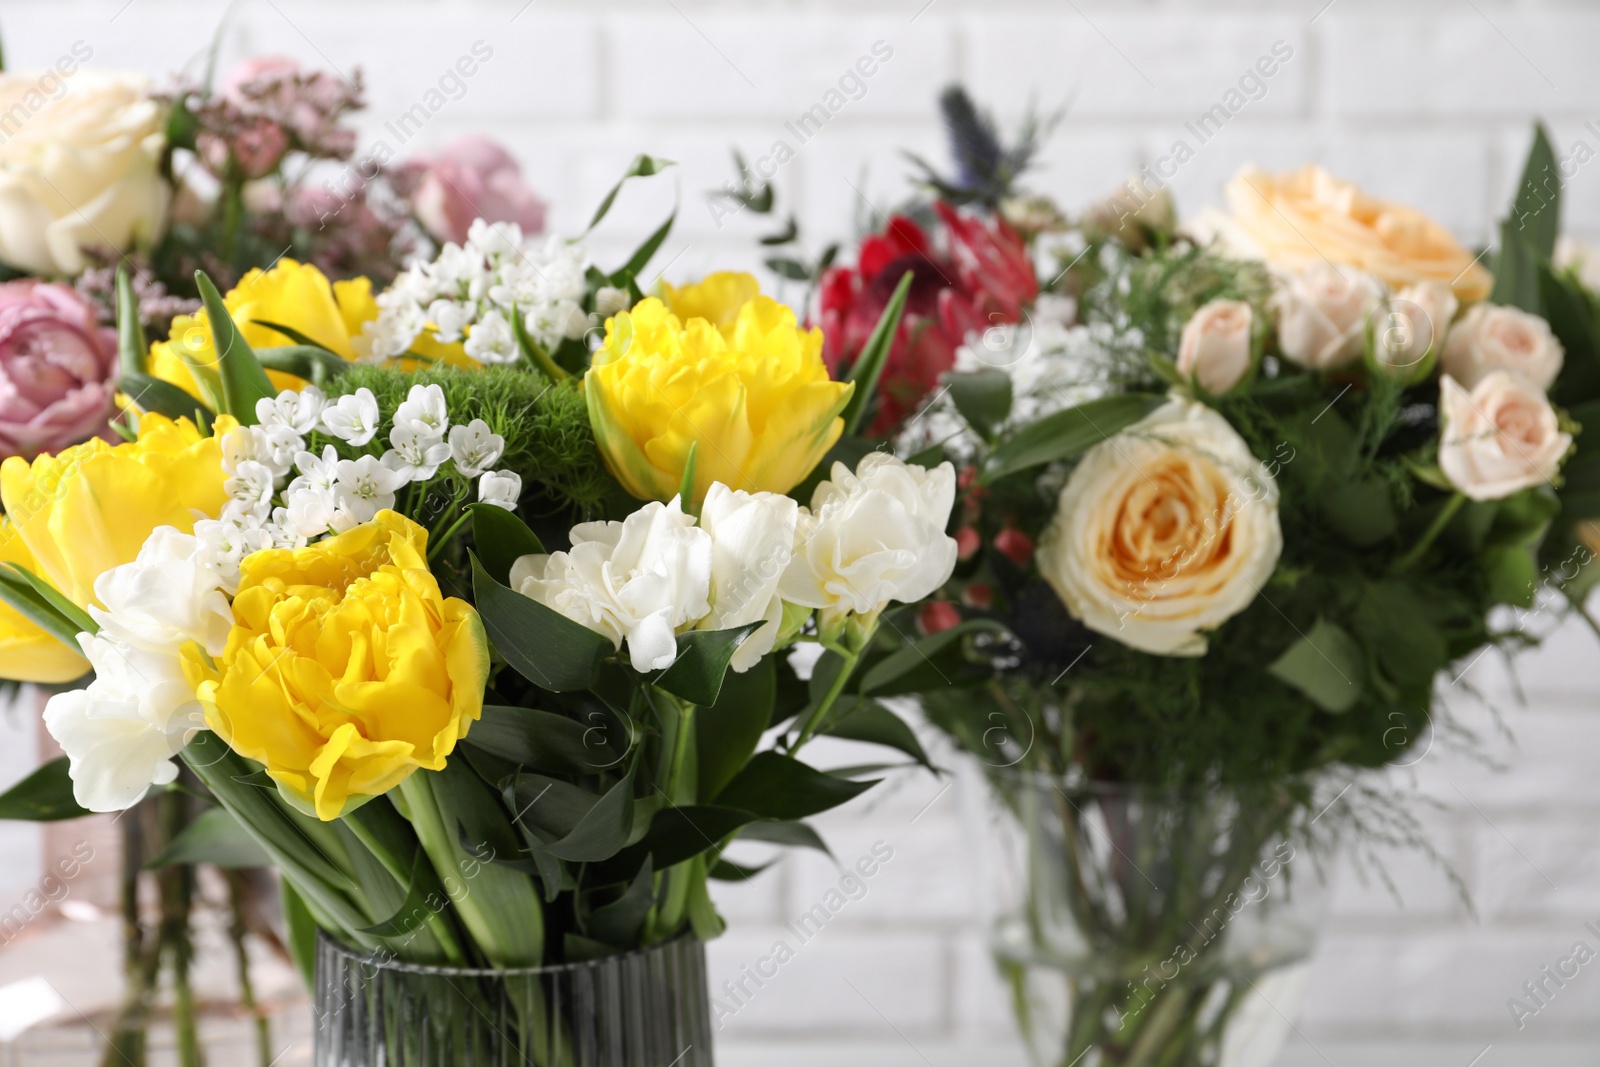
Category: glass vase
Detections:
[
  {"x1": 985, "y1": 775, "x2": 1334, "y2": 1067},
  {"x1": 312, "y1": 933, "x2": 714, "y2": 1067}
]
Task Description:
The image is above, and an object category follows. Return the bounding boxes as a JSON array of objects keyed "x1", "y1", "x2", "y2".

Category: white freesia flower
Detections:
[
  {"x1": 45, "y1": 528, "x2": 231, "y2": 811},
  {"x1": 382, "y1": 424, "x2": 453, "y2": 483},
  {"x1": 698, "y1": 484, "x2": 800, "y2": 672},
  {"x1": 1272, "y1": 264, "x2": 1383, "y2": 370},
  {"x1": 449, "y1": 419, "x2": 505, "y2": 478},
  {"x1": 780, "y1": 454, "x2": 958, "y2": 621},
  {"x1": 1037, "y1": 398, "x2": 1282, "y2": 657},
  {"x1": 511, "y1": 498, "x2": 712, "y2": 673},
  {"x1": 320, "y1": 387, "x2": 382, "y2": 446},
  {"x1": 393, "y1": 383, "x2": 450, "y2": 439},
  {"x1": 1439, "y1": 303, "x2": 1564, "y2": 391},
  {"x1": 333, "y1": 455, "x2": 405, "y2": 527},
  {"x1": 478, "y1": 470, "x2": 522, "y2": 510},
  {"x1": 256, "y1": 385, "x2": 325, "y2": 434},
  {"x1": 1438, "y1": 372, "x2": 1571, "y2": 501}
]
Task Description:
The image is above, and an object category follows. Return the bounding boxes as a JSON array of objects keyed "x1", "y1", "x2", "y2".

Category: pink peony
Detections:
[
  {"x1": 0, "y1": 282, "x2": 119, "y2": 458},
  {"x1": 403, "y1": 136, "x2": 547, "y2": 246}
]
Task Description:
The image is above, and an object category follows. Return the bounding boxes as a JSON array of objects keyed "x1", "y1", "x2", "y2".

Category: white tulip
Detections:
[
  {"x1": 89, "y1": 527, "x2": 234, "y2": 656},
  {"x1": 511, "y1": 498, "x2": 713, "y2": 673},
  {"x1": 1273, "y1": 264, "x2": 1384, "y2": 370},
  {"x1": 1439, "y1": 303, "x2": 1564, "y2": 391},
  {"x1": 1438, "y1": 372, "x2": 1571, "y2": 501},
  {"x1": 780, "y1": 453, "x2": 958, "y2": 622},
  {"x1": 698, "y1": 484, "x2": 800, "y2": 673},
  {"x1": 321, "y1": 387, "x2": 382, "y2": 446},
  {"x1": 478, "y1": 470, "x2": 522, "y2": 510}
]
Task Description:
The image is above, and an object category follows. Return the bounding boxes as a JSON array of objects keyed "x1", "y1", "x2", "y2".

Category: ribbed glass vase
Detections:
[{"x1": 312, "y1": 933, "x2": 714, "y2": 1067}]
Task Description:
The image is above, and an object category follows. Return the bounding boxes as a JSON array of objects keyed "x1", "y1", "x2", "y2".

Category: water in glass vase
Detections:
[{"x1": 984, "y1": 776, "x2": 1333, "y2": 1067}]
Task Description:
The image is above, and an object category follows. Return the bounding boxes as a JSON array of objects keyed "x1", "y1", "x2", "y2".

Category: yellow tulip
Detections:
[
  {"x1": 149, "y1": 259, "x2": 384, "y2": 398},
  {"x1": 586, "y1": 274, "x2": 852, "y2": 505},
  {"x1": 0, "y1": 413, "x2": 234, "y2": 612},
  {"x1": 190, "y1": 510, "x2": 489, "y2": 821},
  {"x1": 0, "y1": 520, "x2": 91, "y2": 683}
]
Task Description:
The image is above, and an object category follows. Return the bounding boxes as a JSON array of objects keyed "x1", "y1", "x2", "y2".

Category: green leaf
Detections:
[
  {"x1": 584, "y1": 856, "x2": 654, "y2": 947},
  {"x1": 541, "y1": 764, "x2": 638, "y2": 863},
  {"x1": 714, "y1": 752, "x2": 879, "y2": 821},
  {"x1": 195, "y1": 270, "x2": 275, "y2": 422},
  {"x1": 255, "y1": 346, "x2": 353, "y2": 386},
  {"x1": 821, "y1": 700, "x2": 936, "y2": 771},
  {"x1": 983, "y1": 393, "x2": 1166, "y2": 482},
  {"x1": 470, "y1": 506, "x2": 545, "y2": 586},
  {"x1": 252, "y1": 319, "x2": 339, "y2": 353},
  {"x1": 1506, "y1": 123, "x2": 1561, "y2": 263},
  {"x1": 1, "y1": 564, "x2": 95, "y2": 637},
  {"x1": 709, "y1": 858, "x2": 777, "y2": 881},
  {"x1": 944, "y1": 369, "x2": 1013, "y2": 438},
  {"x1": 115, "y1": 267, "x2": 148, "y2": 377},
  {"x1": 118, "y1": 373, "x2": 209, "y2": 421},
  {"x1": 678, "y1": 441, "x2": 698, "y2": 512},
  {"x1": 506, "y1": 773, "x2": 608, "y2": 840},
  {"x1": 466, "y1": 705, "x2": 626, "y2": 775},
  {"x1": 586, "y1": 805, "x2": 757, "y2": 885},
  {"x1": 613, "y1": 209, "x2": 676, "y2": 288},
  {"x1": 0, "y1": 569, "x2": 90, "y2": 654},
  {"x1": 840, "y1": 271, "x2": 913, "y2": 436},
  {"x1": 280, "y1": 880, "x2": 319, "y2": 989},
  {"x1": 1352, "y1": 581, "x2": 1448, "y2": 690},
  {"x1": 1267, "y1": 618, "x2": 1364, "y2": 713},
  {"x1": 357, "y1": 849, "x2": 445, "y2": 937},
  {"x1": 765, "y1": 257, "x2": 811, "y2": 281},
  {"x1": 586, "y1": 154, "x2": 675, "y2": 232},
  {"x1": 0, "y1": 758, "x2": 89, "y2": 821},
  {"x1": 735, "y1": 819, "x2": 832, "y2": 856},
  {"x1": 1493, "y1": 223, "x2": 1543, "y2": 315},
  {"x1": 648, "y1": 623, "x2": 764, "y2": 706},
  {"x1": 686, "y1": 856, "x2": 725, "y2": 940},
  {"x1": 147, "y1": 806, "x2": 272, "y2": 868},
  {"x1": 471, "y1": 552, "x2": 612, "y2": 692},
  {"x1": 697, "y1": 656, "x2": 775, "y2": 801},
  {"x1": 859, "y1": 619, "x2": 1004, "y2": 695}
]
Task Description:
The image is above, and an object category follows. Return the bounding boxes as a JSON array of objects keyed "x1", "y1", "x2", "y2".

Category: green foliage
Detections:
[{"x1": 324, "y1": 364, "x2": 620, "y2": 518}]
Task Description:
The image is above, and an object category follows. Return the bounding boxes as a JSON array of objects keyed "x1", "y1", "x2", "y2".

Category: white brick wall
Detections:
[{"x1": 2, "y1": 0, "x2": 1599, "y2": 1058}]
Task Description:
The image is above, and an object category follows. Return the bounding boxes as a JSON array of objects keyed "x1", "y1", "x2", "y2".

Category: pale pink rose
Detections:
[
  {"x1": 1177, "y1": 299, "x2": 1254, "y2": 394},
  {"x1": 0, "y1": 282, "x2": 119, "y2": 458},
  {"x1": 1439, "y1": 303, "x2": 1564, "y2": 391},
  {"x1": 1272, "y1": 264, "x2": 1384, "y2": 371},
  {"x1": 403, "y1": 136, "x2": 547, "y2": 245},
  {"x1": 1438, "y1": 372, "x2": 1570, "y2": 501}
]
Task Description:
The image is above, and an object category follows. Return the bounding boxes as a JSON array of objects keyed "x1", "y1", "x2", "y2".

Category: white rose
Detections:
[
  {"x1": 780, "y1": 453, "x2": 958, "y2": 621},
  {"x1": 1038, "y1": 397, "x2": 1282, "y2": 657},
  {"x1": 1439, "y1": 303, "x2": 1563, "y2": 391},
  {"x1": 1177, "y1": 299, "x2": 1254, "y2": 395},
  {"x1": 0, "y1": 72, "x2": 169, "y2": 277},
  {"x1": 1438, "y1": 372, "x2": 1571, "y2": 501},
  {"x1": 1273, "y1": 264, "x2": 1383, "y2": 370},
  {"x1": 699, "y1": 483, "x2": 800, "y2": 673},
  {"x1": 1370, "y1": 282, "x2": 1457, "y2": 379},
  {"x1": 511, "y1": 498, "x2": 713, "y2": 673}
]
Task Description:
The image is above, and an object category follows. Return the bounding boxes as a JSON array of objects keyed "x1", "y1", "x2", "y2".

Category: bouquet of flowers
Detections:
[
  {"x1": 0, "y1": 153, "x2": 957, "y2": 1064},
  {"x1": 823, "y1": 92, "x2": 1591, "y2": 1066}
]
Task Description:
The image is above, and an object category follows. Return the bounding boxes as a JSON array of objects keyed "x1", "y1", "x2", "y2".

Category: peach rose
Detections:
[
  {"x1": 1220, "y1": 165, "x2": 1491, "y2": 303},
  {"x1": 1177, "y1": 299, "x2": 1254, "y2": 395},
  {"x1": 1037, "y1": 398, "x2": 1282, "y2": 657},
  {"x1": 1438, "y1": 303, "x2": 1563, "y2": 392}
]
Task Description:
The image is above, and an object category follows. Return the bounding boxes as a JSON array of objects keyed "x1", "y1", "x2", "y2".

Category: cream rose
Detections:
[
  {"x1": 1177, "y1": 299, "x2": 1254, "y2": 394},
  {"x1": 1217, "y1": 165, "x2": 1491, "y2": 303},
  {"x1": 1038, "y1": 398, "x2": 1282, "y2": 657},
  {"x1": 1437, "y1": 372, "x2": 1570, "y2": 502},
  {"x1": 1370, "y1": 281, "x2": 1457, "y2": 380},
  {"x1": 0, "y1": 73, "x2": 169, "y2": 277},
  {"x1": 1438, "y1": 303, "x2": 1563, "y2": 392},
  {"x1": 1273, "y1": 264, "x2": 1383, "y2": 371}
]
